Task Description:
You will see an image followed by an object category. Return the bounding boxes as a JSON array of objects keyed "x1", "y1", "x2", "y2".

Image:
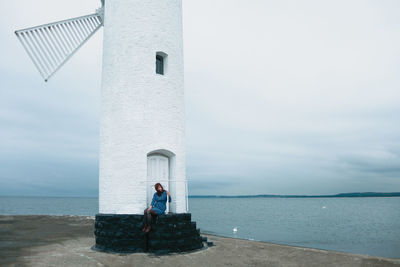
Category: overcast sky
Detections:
[{"x1": 0, "y1": 0, "x2": 399, "y2": 197}]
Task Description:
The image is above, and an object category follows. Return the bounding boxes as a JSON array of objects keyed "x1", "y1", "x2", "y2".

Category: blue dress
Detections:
[{"x1": 151, "y1": 191, "x2": 172, "y2": 215}]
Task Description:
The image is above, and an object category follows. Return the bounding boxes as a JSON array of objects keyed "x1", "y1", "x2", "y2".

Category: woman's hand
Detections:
[{"x1": 166, "y1": 190, "x2": 170, "y2": 197}]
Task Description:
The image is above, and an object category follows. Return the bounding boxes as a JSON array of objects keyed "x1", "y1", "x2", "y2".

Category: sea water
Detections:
[
  {"x1": 0, "y1": 196, "x2": 399, "y2": 258},
  {"x1": 190, "y1": 197, "x2": 400, "y2": 259}
]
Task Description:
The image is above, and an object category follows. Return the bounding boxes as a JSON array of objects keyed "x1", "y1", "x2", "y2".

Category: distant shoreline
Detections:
[
  {"x1": 189, "y1": 192, "x2": 400, "y2": 198},
  {"x1": 1, "y1": 192, "x2": 400, "y2": 199}
]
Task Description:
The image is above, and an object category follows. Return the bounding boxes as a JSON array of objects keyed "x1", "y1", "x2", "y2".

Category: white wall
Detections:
[{"x1": 99, "y1": 0, "x2": 186, "y2": 214}]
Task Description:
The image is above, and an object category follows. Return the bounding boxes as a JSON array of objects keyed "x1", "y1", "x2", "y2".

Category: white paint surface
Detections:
[{"x1": 99, "y1": 0, "x2": 186, "y2": 214}]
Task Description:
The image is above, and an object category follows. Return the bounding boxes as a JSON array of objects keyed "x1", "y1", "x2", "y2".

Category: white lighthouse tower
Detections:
[
  {"x1": 99, "y1": 0, "x2": 187, "y2": 215},
  {"x1": 15, "y1": 0, "x2": 204, "y2": 253}
]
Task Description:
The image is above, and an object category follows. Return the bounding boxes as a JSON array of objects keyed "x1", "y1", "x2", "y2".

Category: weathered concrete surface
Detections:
[{"x1": 1, "y1": 215, "x2": 399, "y2": 267}]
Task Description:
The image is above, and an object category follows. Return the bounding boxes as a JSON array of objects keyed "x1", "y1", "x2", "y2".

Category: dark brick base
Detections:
[{"x1": 94, "y1": 213, "x2": 204, "y2": 253}]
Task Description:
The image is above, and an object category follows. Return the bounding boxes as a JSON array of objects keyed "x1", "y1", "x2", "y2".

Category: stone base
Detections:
[{"x1": 94, "y1": 213, "x2": 204, "y2": 253}]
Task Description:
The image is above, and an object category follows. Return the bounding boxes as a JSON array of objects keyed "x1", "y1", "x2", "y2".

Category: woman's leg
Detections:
[
  {"x1": 143, "y1": 209, "x2": 151, "y2": 231},
  {"x1": 145, "y1": 210, "x2": 159, "y2": 232},
  {"x1": 150, "y1": 210, "x2": 158, "y2": 221},
  {"x1": 147, "y1": 210, "x2": 152, "y2": 225}
]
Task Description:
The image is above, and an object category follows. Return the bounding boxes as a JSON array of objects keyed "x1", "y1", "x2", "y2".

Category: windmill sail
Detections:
[{"x1": 15, "y1": 12, "x2": 103, "y2": 81}]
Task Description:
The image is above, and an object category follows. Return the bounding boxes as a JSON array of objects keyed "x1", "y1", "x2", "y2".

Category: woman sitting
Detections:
[{"x1": 142, "y1": 183, "x2": 171, "y2": 233}]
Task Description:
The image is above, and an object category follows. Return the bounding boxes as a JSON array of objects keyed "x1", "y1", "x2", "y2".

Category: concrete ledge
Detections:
[{"x1": 1, "y1": 215, "x2": 399, "y2": 266}]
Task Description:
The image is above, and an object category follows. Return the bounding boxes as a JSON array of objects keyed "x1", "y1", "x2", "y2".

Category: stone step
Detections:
[{"x1": 94, "y1": 213, "x2": 203, "y2": 254}]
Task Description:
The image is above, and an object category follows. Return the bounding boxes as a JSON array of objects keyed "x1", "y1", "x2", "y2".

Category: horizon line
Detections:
[{"x1": 1, "y1": 191, "x2": 400, "y2": 198}]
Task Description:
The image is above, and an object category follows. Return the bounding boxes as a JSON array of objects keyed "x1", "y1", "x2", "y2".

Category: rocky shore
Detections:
[{"x1": 1, "y1": 215, "x2": 399, "y2": 266}]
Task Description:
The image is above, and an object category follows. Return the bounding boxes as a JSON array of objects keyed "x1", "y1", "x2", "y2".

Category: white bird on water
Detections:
[{"x1": 233, "y1": 227, "x2": 238, "y2": 233}]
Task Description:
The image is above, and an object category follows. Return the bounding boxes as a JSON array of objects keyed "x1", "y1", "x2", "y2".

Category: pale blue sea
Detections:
[{"x1": 0, "y1": 196, "x2": 399, "y2": 259}]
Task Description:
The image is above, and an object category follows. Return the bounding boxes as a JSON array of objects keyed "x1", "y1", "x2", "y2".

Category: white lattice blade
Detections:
[{"x1": 15, "y1": 13, "x2": 103, "y2": 82}]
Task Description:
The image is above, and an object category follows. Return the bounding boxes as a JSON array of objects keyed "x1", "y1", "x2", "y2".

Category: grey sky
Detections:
[{"x1": 0, "y1": 0, "x2": 399, "y2": 196}]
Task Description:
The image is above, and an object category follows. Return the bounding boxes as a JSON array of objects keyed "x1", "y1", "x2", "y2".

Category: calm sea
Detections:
[{"x1": 0, "y1": 196, "x2": 399, "y2": 259}]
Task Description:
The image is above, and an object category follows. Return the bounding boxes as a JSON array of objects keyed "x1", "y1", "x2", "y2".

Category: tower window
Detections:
[
  {"x1": 156, "y1": 52, "x2": 167, "y2": 75},
  {"x1": 156, "y1": 55, "x2": 164, "y2": 75}
]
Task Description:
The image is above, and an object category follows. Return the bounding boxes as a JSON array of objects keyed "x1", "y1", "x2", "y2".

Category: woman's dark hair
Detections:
[{"x1": 154, "y1": 183, "x2": 164, "y2": 191}]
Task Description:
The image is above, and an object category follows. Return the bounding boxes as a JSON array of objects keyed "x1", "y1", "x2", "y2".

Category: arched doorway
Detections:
[{"x1": 147, "y1": 154, "x2": 170, "y2": 212}]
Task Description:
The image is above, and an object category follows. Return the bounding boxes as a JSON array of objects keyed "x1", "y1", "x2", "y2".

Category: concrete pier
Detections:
[{"x1": 1, "y1": 215, "x2": 399, "y2": 266}]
